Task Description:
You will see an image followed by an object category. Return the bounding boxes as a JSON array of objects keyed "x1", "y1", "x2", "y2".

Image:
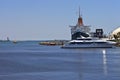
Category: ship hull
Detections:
[
  {"x1": 61, "y1": 40, "x2": 116, "y2": 48},
  {"x1": 61, "y1": 44, "x2": 114, "y2": 48}
]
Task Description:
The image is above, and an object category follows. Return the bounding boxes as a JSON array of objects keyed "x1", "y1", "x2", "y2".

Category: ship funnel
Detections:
[
  {"x1": 78, "y1": 7, "x2": 83, "y2": 26},
  {"x1": 78, "y1": 16, "x2": 83, "y2": 26}
]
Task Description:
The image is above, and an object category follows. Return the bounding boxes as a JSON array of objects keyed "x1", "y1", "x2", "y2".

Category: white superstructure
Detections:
[{"x1": 109, "y1": 27, "x2": 120, "y2": 39}]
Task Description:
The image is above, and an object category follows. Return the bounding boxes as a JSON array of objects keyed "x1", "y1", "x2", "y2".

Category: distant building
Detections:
[
  {"x1": 90, "y1": 29, "x2": 104, "y2": 38},
  {"x1": 90, "y1": 32, "x2": 96, "y2": 37},
  {"x1": 95, "y1": 29, "x2": 103, "y2": 38}
]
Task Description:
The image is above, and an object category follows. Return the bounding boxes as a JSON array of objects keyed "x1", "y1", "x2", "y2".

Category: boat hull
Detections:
[{"x1": 61, "y1": 43, "x2": 115, "y2": 48}]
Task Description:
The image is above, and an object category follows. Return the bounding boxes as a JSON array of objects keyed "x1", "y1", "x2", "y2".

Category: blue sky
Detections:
[{"x1": 0, "y1": 0, "x2": 120, "y2": 40}]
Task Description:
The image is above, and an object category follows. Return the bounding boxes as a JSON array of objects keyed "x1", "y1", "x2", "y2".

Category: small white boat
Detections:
[{"x1": 61, "y1": 38, "x2": 116, "y2": 48}]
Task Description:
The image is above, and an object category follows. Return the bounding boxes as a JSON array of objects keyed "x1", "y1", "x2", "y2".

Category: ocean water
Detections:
[{"x1": 0, "y1": 41, "x2": 120, "y2": 80}]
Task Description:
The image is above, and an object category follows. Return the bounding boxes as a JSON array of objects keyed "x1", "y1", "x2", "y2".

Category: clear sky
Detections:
[{"x1": 0, "y1": 0, "x2": 120, "y2": 40}]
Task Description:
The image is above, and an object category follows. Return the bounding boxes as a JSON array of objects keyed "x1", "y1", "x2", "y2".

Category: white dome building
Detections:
[{"x1": 109, "y1": 27, "x2": 120, "y2": 39}]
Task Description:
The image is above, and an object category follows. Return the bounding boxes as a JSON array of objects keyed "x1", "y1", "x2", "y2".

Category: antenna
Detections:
[{"x1": 79, "y1": 6, "x2": 80, "y2": 17}]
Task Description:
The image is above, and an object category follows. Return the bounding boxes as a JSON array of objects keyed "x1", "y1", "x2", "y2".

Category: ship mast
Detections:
[
  {"x1": 79, "y1": 7, "x2": 80, "y2": 18},
  {"x1": 78, "y1": 7, "x2": 83, "y2": 26}
]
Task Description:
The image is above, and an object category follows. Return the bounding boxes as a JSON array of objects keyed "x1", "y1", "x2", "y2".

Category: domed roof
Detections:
[{"x1": 111, "y1": 27, "x2": 120, "y2": 35}]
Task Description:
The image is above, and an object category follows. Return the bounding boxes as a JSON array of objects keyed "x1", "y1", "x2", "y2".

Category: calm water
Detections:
[{"x1": 0, "y1": 41, "x2": 120, "y2": 80}]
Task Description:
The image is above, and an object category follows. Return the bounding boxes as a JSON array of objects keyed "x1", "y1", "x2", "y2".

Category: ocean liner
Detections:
[
  {"x1": 62, "y1": 8, "x2": 116, "y2": 48},
  {"x1": 70, "y1": 8, "x2": 90, "y2": 40}
]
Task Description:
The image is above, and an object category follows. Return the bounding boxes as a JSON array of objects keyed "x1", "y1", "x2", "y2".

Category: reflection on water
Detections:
[{"x1": 102, "y1": 49, "x2": 107, "y2": 75}]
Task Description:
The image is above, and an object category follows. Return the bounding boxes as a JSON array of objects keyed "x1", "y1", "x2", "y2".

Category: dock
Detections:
[{"x1": 39, "y1": 40, "x2": 68, "y2": 46}]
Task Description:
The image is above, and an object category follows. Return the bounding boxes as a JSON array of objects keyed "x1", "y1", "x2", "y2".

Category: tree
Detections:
[
  {"x1": 113, "y1": 34, "x2": 118, "y2": 40},
  {"x1": 117, "y1": 32, "x2": 120, "y2": 38}
]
